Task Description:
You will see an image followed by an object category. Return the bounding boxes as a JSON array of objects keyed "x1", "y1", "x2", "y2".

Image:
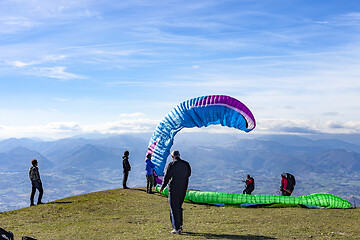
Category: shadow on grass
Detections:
[
  {"x1": 183, "y1": 232, "x2": 276, "y2": 239},
  {"x1": 132, "y1": 188, "x2": 162, "y2": 195},
  {"x1": 131, "y1": 188, "x2": 147, "y2": 193},
  {"x1": 48, "y1": 201, "x2": 73, "y2": 204}
]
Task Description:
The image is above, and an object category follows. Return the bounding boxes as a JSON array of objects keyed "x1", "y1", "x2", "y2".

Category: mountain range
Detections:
[{"x1": 1, "y1": 132, "x2": 359, "y2": 211}]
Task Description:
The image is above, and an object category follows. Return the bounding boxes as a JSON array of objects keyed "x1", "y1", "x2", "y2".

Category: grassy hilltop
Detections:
[{"x1": 0, "y1": 188, "x2": 359, "y2": 240}]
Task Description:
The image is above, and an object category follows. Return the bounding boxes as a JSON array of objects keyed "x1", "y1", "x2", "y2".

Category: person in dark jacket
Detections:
[
  {"x1": 122, "y1": 150, "x2": 131, "y2": 189},
  {"x1": 242, "y1": 174, "x2": 255, "y2": 194},
  {"x1": 29, "y1": 159, "x2": 44, "y2": 206},
  {"x1": 145, "y1": 153, "x2": 155, "y2": 193},
  {"x1": 160, "y1": 150, "x2": 191, "y2": 235}
]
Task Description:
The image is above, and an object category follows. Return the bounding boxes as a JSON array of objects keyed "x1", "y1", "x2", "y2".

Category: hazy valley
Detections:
[{"x1": 1, "y1": 132, "x2": 359, "y2": 211}]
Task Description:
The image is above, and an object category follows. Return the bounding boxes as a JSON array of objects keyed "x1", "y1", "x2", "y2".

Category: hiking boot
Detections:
[
  {"x1": 37, "y1": 202, "x2": 44, "y2": 205},
  {"x1": 30, "y1": 203, "x2": 35, "y2": 207},
  {"x1": 123, "y1": 186, "x2": 130, "y2": 189},
  {"x1": 180, "y1": 226, "x2": 183, "y2": 232},
  {"x1": 171, "y1": 229, "x2": 181, "y2": 234}
]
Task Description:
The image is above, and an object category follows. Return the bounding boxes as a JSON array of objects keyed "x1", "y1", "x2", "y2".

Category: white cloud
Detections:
[
  {"x1": 3, "y1": 16, "x2": 35, "y2": 27},
  {"x1": 1, "y1": 118, "x2": 360, "y2": 140},
  {"x1": 3, "y1": 55, "x2": 77, "y2": 79},
  {"x1": 59, "y1": 41, "x2": 150, "y2": 50},
  {"x1": 47, "y1": 122, "x2": 82, "y2": 131},
  {"x1": 43, "y1": 55, "x2": 67, "y2": 61},
  {"x1": 0, "y1": 0, "x2": 100, "y2": 22},
  {"x1": 7, "y1": 55, "x2": 67, "y2": 68},
  {"x1": 332, "y1": 12, "x2": 360, "y2": 26},
  {"x1": 324, "y1": 121, "x2": 360, "y2": 132},
  {"x1": 257, "y1": 119, "x2": 360, "y2": 135},
  {"x1": 0, "y1": 0, "x2": 103, "y2": 36},
  {"x1": 322, "y1": 112, "x2": 339, "y2": 116},
  {"x1": 0, "y1": 116, "x2": 158, "y2": 139},
  {"x1": 0, "y1": 16, "x2": 38, "y2": 33},
  {"x1": 29, "y1": 66, "x2": 85, "y2": 80},
  {"x1": 118, "y1": 112, "x2": 146, "y2": 118},
  {"x1": 9, "y1": 60, "x2": 36, "y2": 68}
]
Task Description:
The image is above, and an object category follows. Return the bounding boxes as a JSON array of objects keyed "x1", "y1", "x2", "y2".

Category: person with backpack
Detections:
[
  {"x1": 122, "y1": 150, "x2": 131, "y2": 189},
  {"x1": 29, "y1": 159, "x2": 44, "y2": 206},
  {"x1": 280, "y1": 172, "x2": 296, "y2": 196},
  {"x1": 242, "y1": 174, "x2": 255, "y2": 194}
]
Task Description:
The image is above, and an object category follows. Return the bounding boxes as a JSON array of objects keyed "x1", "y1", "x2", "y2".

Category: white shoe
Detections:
[{"x1": 171, "y1": 229, "x2": 181, "y2": 234}]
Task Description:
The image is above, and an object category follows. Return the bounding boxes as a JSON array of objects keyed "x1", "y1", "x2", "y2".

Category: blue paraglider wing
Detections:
[{"x1": 146, "y1": 95, "x2": 256, "y2": 176}]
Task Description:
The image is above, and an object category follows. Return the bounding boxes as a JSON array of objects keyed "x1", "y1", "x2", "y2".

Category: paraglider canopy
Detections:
[{"x1": 146, "y1": 95, "x2": 256, "y2": 176}]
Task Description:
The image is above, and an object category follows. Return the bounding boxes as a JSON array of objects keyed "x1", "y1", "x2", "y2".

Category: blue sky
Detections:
[{"x1": 0, "y1": 0, "x2": 359, "y2": 139}]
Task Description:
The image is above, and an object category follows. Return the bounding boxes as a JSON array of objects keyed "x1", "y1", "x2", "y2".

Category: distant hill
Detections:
[
  {"x1": 0, "y1": 147, "x2": 53, "y2": 170},
  {"x1": 312, "y1": 149, "x2": 360, "y2": 173},
  {"x1": 1, "y1": 133, "x2": 359, "y2": 211},
  {"x1": 0, "y1": 138, "x2": 40, "y2": 152}
]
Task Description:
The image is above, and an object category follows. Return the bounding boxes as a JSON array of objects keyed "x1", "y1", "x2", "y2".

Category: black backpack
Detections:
[
  {"x1": 286, "y1": 173, "x2": 296, "y2": 190},
  {"x1": 0, "y1": 228, "x2": 13, "y2": 240}
]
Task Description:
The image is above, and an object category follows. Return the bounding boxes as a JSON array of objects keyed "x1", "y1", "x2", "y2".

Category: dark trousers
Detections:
[
  {"x1": 30, "y1": 180, "x2": 43, "y2": 204},
  {"x1": 169, "y1": 192, "x2": 185, "y2": 231},
  {"x1": 281, "y1": 189, "x2": 292, "y2": 196},
  {"x1": 123, "y1": 171, "x2": 129, "y2": 188},
  {"x1": 243, "y1": 185, "x2": 254, "y2": 194},
  {"x1": 146, "y1": 174, "x2": 155, "y2": 193}
]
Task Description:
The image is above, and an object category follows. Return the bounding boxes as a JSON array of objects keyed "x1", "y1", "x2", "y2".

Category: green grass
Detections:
[{"x1": 1, "y1": 188, "x2": 359, "y2": 239}]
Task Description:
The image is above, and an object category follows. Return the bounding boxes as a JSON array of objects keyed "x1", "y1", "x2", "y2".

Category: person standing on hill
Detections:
[
  {"x1": 29, "y1": 159, "x2": 44, "y2": 206},
  {"x1": 122, "y1": 150, "x2": 131, "y2": 189},
  {"x1": 280, "y1": 172, "x2": 296, "y2": 196},
  {"x1": 242, "y1": 174, "x2": 255, "y2": 194},
  {"x1": 160, "y1": 150, "x2": 191, "y2": 235},
  {"x1": 145, "y1": 153, "x2": 155, "y2": 194}
]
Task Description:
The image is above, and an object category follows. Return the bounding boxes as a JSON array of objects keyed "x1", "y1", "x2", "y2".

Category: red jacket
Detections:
[
  {"x1": 281, "y1": 176, "x2": 288, "y2": 190},
  {"x1": 246, "y1": 178, "x2": 254, "y2": 186}
]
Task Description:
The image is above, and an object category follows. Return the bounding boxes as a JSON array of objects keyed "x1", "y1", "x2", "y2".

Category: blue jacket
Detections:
[{"x1": 145, "y1": 158, "x2": 155, "y2": 175}]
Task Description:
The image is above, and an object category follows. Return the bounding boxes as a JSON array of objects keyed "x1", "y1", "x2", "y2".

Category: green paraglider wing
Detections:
[{"x1": 156, "y1": 187, "x2": 351, "y2": 209}]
